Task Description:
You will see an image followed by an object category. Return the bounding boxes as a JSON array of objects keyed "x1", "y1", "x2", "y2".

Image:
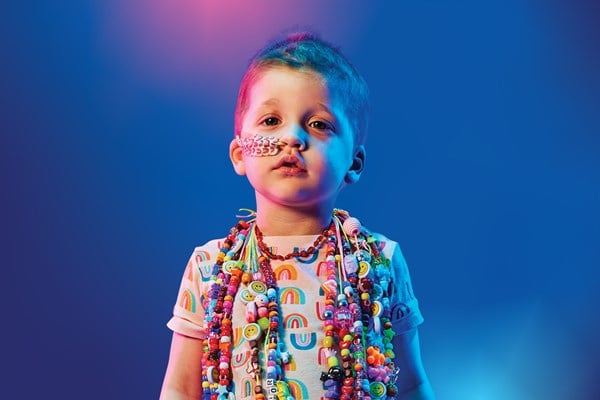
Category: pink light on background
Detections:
[{"x1": 100, "y1": 0, "x2": 374, "y2": 90}]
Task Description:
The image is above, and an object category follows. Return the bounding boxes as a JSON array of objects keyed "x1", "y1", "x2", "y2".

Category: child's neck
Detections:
[{"x1": 254, "y1": 201, "x2": 333, "y2": 236}]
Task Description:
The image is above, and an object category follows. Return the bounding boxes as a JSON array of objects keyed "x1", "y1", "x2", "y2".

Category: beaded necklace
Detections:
[{"x1": 201, "y1": 210, "x2": 398, "y2": 400}]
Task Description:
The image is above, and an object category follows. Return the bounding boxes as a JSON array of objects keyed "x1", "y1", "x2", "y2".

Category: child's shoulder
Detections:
[
  {"x1": 179, "y1": 237, "x2": 237, "y2": 283},
  {"x1": 191, "y1": 237, "x2": 226, "y2": 255},
  {"x1": 184, "y1": 237, "x2": 225, "y2": 276},
  {"x1": 365, "y1": 229, "x2": 401, "y2": 258}
]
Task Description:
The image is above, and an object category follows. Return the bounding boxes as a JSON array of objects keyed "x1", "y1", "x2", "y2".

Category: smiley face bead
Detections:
[{"x1": 242, "y1": 323, "x2": 262, "y2": 341}]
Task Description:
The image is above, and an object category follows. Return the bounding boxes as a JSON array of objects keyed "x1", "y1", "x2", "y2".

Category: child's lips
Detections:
[{"x1": 274, "y1": 155, "x2": 307, "y2": 173}]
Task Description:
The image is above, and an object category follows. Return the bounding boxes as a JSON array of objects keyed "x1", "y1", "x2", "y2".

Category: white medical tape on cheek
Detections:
[{"x1": 236, "y1": 134, "x2": 287, "y2": 157}]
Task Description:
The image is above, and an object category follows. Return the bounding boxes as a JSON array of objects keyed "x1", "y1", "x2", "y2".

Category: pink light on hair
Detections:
[{"x1": 100, "y1": 1, "x2": 373, "y2": 89}]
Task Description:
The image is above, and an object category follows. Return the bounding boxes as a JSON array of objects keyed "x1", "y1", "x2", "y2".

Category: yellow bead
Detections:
[{"x1": 323, "y1": 336, "x2": 334, "y2": 348}]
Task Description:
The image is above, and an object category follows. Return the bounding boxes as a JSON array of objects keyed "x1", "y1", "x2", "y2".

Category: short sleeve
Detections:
[
  {"x1": 166, "y1": 240, "x2": 221, "y2": 339},
  {"x1": 379, "y1": 236, "x2": 424, "y2": 334}
]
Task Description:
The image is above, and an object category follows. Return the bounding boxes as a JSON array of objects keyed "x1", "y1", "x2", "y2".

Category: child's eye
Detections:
[
  {"x1": 261, "y1": 117, "x2": 281, "y2": 126},
  {"x1": 309, "y1": 120, "x2": 334, "y2": 132}
]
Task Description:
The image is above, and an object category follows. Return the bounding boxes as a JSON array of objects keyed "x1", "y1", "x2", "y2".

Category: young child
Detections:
[{"x1": 161, "y1": 32, "x2": 434, "y2": 400}]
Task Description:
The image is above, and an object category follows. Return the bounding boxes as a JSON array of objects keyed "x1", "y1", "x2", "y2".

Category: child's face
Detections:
[{"x1": 230, "y1": 66, "x2": 364, "y2": 210}]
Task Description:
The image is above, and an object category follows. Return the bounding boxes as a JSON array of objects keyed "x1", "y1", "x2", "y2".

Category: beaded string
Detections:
[
  {"x1": 254, "y1": 224, "x2": 331, "y2": 261},
  {"x1": 201, "y1": 210, "x2": 399, "y2": 400}
]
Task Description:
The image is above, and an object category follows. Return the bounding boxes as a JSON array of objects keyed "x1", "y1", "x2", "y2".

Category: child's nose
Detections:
[{"x1": 281, "y1": 124, "x2": 307, "y2": 151}]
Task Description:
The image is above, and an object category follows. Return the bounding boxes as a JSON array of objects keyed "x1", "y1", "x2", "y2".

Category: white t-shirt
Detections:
[{"x1": 167, "y1": 232, "x2": 423, "y2": 400}]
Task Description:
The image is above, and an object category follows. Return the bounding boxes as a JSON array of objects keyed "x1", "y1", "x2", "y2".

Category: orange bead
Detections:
[
  {"x1": 231, "y1": 268, "x2": 242, "y2": 278},
  {"x1": 220, "y1": 343, "x2": 232, "y2": 353},
  {"x1": 242, "y1": 272, "x2": 252, "y2": 284}
]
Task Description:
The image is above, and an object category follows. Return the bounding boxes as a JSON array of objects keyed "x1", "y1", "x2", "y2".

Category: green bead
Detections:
[{"x1": 257, "y1": 317, "x2": 270, "y2": 330}]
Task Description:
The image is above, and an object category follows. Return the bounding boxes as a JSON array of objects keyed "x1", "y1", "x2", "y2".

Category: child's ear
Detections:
[
  {"x1": 229, "y1": 137, "x2": 246, "y2": 176},
  {"x1": 345, "y1": 145, "x2": 366, "y2": 184}
]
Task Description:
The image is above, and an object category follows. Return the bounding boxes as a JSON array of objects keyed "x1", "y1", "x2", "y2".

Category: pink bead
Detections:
[{"x1": 342, "y1": 217, "x2": 362, "y2": 236}]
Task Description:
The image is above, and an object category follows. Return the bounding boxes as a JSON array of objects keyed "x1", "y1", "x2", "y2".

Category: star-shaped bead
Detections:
[{"x1": 216, "y1": 385, "x2": 228, "y2": 395}]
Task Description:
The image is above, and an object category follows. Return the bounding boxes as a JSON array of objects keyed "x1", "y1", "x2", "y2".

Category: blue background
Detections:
[{"x1": 2, "y1": 1, "x2": 599, "y2": 399}]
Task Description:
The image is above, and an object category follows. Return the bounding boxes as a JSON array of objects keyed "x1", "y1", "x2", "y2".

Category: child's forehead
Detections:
[
  {"x1": 247, "y1": 66, "x2": 346, "y2": 109},
  {"x1": 253, "y1": 65, "x2": 325, "y2": 88}
]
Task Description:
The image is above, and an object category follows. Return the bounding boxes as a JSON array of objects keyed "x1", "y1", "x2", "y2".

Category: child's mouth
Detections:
[{"x1": 275, "y1": 157, "x2": 307, "y2": 175}]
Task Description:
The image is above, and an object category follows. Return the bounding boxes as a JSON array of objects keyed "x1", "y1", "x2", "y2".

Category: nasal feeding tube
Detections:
[{"x1": 236, "y1": 134, "x2": 287, "y2": 157}]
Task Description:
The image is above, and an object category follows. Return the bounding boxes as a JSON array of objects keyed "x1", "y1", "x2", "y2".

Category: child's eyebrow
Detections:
[
  {"x1": 315, "y1": 102, "x2": 334, "y2": 114},
  {"x1": 258, "y1": 98, "x2": 280, "y2": 108}
]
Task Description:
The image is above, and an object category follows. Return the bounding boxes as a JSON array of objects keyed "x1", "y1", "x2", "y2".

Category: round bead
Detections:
[
  {"x1": 342, "y1": 217, "x2": 362, "y2": 236},
  {"x1": 327, "y1": 356, "x2": 339, "y2": 367},
  {"x1": 242, "y1": 323, "x2": 261, "y2": 341},
  {"x1": 241, "y1": 272, "x2": 252, "y2": 284},
  {"x1": 369, "y1": 381, "x2": 387, "y2": 398},
  {"x1": 257, "y1": 317, "x2": 270, "y2": 330}
]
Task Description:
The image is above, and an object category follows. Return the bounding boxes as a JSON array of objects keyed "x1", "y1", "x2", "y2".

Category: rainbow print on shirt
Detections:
[
  {"x1": 287, "y1": 378, "x2": 309, "y2": 400},
  {"x1": 293, "y1": 248, "x2": 320, "y2": 264},
  {"x1": 195, "y1": 249, "x2": 213, "y2": 281},
  {"x1": 231, "y1": 350, "x2": 250, "y2": 369},
  {"x1": 290, "y1": 332, "x2": 317, "y2": 350},
  {"x1": 279, "y1": 287, "x2": 306, "y2": 304},
  {"x1": 274, "y1": 263, "x2": 298, "y2": 280},
  {"x1": 284, "y1": 313, "x2": 309, "y2": 329},
  {"x1": 178, "y1": 289, "x2": 196, "y2": 313}
]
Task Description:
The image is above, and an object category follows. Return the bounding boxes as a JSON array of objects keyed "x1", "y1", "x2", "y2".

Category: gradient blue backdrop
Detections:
[{"x1": 2, "y1": 1, "x2": 599, "y2": 399}]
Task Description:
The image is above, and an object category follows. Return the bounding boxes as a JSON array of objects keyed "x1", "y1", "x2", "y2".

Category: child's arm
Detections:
[
  {"x1": 160, "y1": 332, "x2": 204, "y2": 400},
  {"x1": 392, "y1": 327, "x2": 435, "y2": 400}
]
